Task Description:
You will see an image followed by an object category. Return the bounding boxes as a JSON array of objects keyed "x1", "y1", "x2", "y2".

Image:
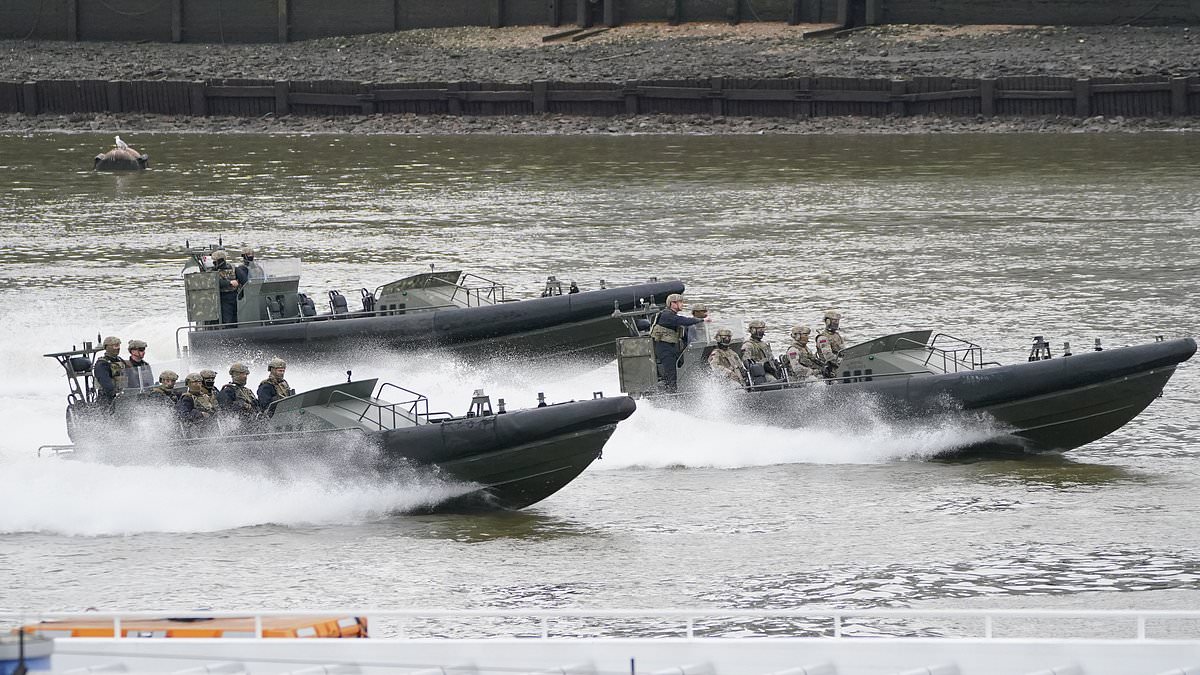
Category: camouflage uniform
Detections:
[
  {"x1": 784, "y1": 325, "x2": 821, "y2": 380},
  {"x1": 257, "y1": 358, "x2": 295, "y2": 414},
  {"x1": 177, "y1": 373, "x2": 219, "y2": 437},
  {"x1": 740, "y1": 320, "x2": 779, "y2": 382},
  {"x1": 814, "y1": 310, "x2": 846, "y2": 372},
  {"x1": 94, "y1": 336, "x2": 125, "y2": 403},
  {"x1": 707, "y1": 330, "x2": 746, "y2": 386},
  {"x1": 219, "y1": 363, "x2": 261, "y2": 425},
  {"x1": 148, "y1": 370, "x2": 181, "y2": 405}
]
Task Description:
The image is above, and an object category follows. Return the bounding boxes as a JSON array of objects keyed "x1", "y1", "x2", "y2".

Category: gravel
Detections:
[{"x1": 3, "y1": 23, "x2": 1198, "y2": 134}]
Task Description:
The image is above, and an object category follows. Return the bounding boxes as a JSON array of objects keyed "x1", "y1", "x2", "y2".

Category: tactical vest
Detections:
[
  {"x1": 786, "y1": 342, "x2": 819, "y2": 376},
  {"x1": 649, "y1": 312, "x2": 684, "y2": 345},
  {"x1": 183, "y1": 391, "x2": 217, "y2": 415},
  {"x1": 98, "y1": 355, "x2": 125, "y2": 395},
  {"x1": 742, "y1": 339, "x2": 773, "y2": 362},
  {"x1": 260, "y1": 377, "x2": 292, "y2": 400},
  {"x1": 151, "y1": 384, "x2": 177, "y2": 399},
  {"x1": 816, "y1": 329, "x2": 845, "y2": 362},
  {"x1": 224, "y1": 383, "x2": 258, "y2": 410},
  {"x1": 216, "y1": 263, "x2": 237, "y2": 291},
  {"x1": 708, "y1": 347, "x2": 745, "y2": 384}
]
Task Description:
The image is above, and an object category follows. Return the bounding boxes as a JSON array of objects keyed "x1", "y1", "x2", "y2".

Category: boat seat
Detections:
[
  {"x1": 329, "y1": 291, "x2": 349, "y2": 317},
  {"x1": 360, "y1": 288, "x2": 376, "y2": 314},
  {"x1": 298, "y1": 293, "x2": 317, "y2": 318}
]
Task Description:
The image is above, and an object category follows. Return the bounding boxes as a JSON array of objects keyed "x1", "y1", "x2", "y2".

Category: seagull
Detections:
[{"x1": 115, "y1": 135, "x2": 129, "y2": 150}]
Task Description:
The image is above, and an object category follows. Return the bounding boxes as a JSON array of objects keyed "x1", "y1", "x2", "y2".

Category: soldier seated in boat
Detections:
[
  {"x1": 177, "y1": 372, "x2": 219, "y2": 437},
  {"x1": 707, "y1": 328, "x2": 747, "y2": 387},
  {"x1": 123, "y1": 339, "x2": 155, "y2": 390},
  {"x1": 257, "y1": 357, "x2": 296, "y2": 415},
  {"x1": 741, "y1": 320, "x2": 779, "y2": 382},
  {"x1": 148, "y1": 370, "x2": 181, "y2": 404},
  {"x1": 814, "y1": 310, "x2": 846, "y2": 376},
  {"x1": 218, "y1": 363, "x2": 261, "y2": 426},
  {"x1": 783, "y1": 325, "x2": 821, "y2": 380},
  {"x1": 94, "y1": 336, "x2": 126, "y2": 406}
]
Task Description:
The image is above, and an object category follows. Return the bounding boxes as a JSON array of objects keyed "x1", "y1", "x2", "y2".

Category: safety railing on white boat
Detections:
[{"x1": 6, "y1": 608, "x2": 1200, "y2": 640}]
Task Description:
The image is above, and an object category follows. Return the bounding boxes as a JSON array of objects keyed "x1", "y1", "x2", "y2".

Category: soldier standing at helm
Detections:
[
  {"x1": 258, "y1": 357, "x2": 296, "y2": 415},
  {"x1": 177, "y1": 372, "x2": 219, "y2": 437},
  {"x1": 707, "y1": 328, "x2": 747, "y2": 387},
  {"x1": 94, "y1": 336, "x2": 126, "y2": 405},
  {"x1": 741, "y1": 320, "x2": 780, "y2": 382},
  {"x1": 123, "y1": 339, "x2": 154, "y2": 390},
  {"x1": 219, "y1": 363, "x2": 261, "y2": 426},
  {"x1": 784, "y1": 325, "x2": 821, "y2": 380},
  {"x1": 211, "y1": 249, "x2": 240, "y2": 326},
  {"x1": 815, "y1": 310, "x2": 847, "y2": 376},
  {"x1": 148, "y1": 370, "x2": 180, "y2": 404},
  {"x1": 649, "y1": 294, "x2": 705, "y2": 393}
]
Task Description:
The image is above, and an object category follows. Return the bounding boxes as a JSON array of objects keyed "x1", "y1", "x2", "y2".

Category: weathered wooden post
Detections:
[
  {"x1": 836, "y1": 0, "x2": 850, "y2": 27},
  {"x1": 67, "y1": 0, "x2": 78, "y2": 41},
  {"x1": 980, "y1": 78, "x2": 996, "y2": 117},
  {"x1": 106, "y1": 81, "x2": 122, "y2": 113},
  {"x1": 1073, "y1": 79, "x2": 1090, "y2": 117},
  {"x1": 788, "y1": 0, "x2": 802, "y2": 25},
  {"x1": 532, "y1": 80, "x2": 548, "y2": 113},
  {"x1": 576, "y1": 0, "x2": 591, "y2": 27},
  {"x1": 1170, "y1": 77, "x2": 1190, "y2": 116},
  {"x1": 796, "y1": 76, "x2": 812, "y2": 118},
  {"x1": 189, "y1": 81, "x2": 207, "y2": 116},
  {"x1": 890, "y1": 79, "x2": 906, "y2": 116},
  {"x1": 710, "y1": 77, "x2": 724, "y2": 116},
  {"x1": 448, "y1": 82, "x2": 462, "y2": 115},
  {"x1": 490, "y1": 0, "x2": 504, "y2": 28},
  {"x1": 274, "y1": 81, "x2": 289, "y2": 115},
  {"x1": 669, "y1": 0, "x2": 683, "y2": 26},
  {"x1": 624, "y1": 81, "x2": 639, "y2": 115},
  {"x1": 22, "y1": 82, "x2": 38, "y2": 116},
  {"x1": 728, "y1": 0, "x2": 741, "y2": 25},
  {"x1": 277, "y1": 0, "x2": 289, "y2": 43},
  {"x1": 866, "y1": 0, "x2": 881, "y2": 24},
  {"x1": 171, "y1": 0, "x2": 183, "y2": 42},
  {"x1": 548, "y1": 0, "x2": 562, "y2": 27},
  {"x1": 603, "y1": 0, "x2": 619, "y2": 26}
]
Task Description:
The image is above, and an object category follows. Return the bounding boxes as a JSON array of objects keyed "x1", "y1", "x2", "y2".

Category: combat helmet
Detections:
[
  {"x1": 748, "y1": 320, "x2": 767, "y2": 338},
  {"x1": 199, "y1": 369, "x2": 217, "y2": 379},
  {"x1": 791, "y1": 324, "x2": 811, "y2": 339},
  {"x1": 715, "y1": 328, "x2": 733, "y2": 345},
  {"x1": 211, "y1": 249, "x2": 227, "y2": 262},
  {"x1": 158, "y1": 370, "x2": 179, "y2": 383},
  {"x1": 824, "y1": 310, "x2": 842, "y2": 321},
  {"x1": 184, "y1": 373, "x2": 203, "y2": 384},
  {"x1": 268, "y1": 357, "x2": 287, "y2": 370},
  {"x1": 229, "y1": 363, "x2": 250, "y2": 375},
  {"x1": 102, "y1": 336, "x2": 121, "y2": 348},
  {"x1": 127, "y1": 339, "x2": 147, "y2": 351}
]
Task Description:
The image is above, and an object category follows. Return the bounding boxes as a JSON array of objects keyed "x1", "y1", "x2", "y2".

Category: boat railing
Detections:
[
  {"x1": 8, "y1": 607, "x2": 1200, "y2": 641},
  {"x1": 325, "y1": 384, "x2": 454, "y2": 430},
  {"x1": 449, "y1": 273, "x2": 506, "y2": 306},
  {"x1": 903, "y1": 333, "x2": 993, "y2": 373}
]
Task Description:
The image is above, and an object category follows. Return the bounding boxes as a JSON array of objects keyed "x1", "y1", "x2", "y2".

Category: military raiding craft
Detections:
[
  {"x1": 615, "y1": 309, "x2": 1196, "y2": 457},
  {"x1": 45, "y1": 341, "x2": 635, "y2": 513},
  {"x1": 178, "y1": 243, "x2": 684, "y2": 362}
]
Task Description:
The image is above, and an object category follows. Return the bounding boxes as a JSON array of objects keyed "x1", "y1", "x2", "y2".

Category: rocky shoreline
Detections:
[{"x1": 3, "y1": 23, "x2": 1198, "y2": 135}]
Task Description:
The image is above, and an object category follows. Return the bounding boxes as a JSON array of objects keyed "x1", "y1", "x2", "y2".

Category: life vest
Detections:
[
  {"x1": 215, "y1": 262, "x2": 237, "y2": 291},
  {"x1": 708, "y1": 347, "x2": 746, "y2": 385},
  {"x1": 183, "y1": 392, "x2": 217, "y2": 415},
  {"x1": 742, "y1": 338, "x2": 773, "y2": 362},
  {"x1": 223, "y1": 383, "x2": 259, "y2": 411},
  {"x1": 648, "y1": 311, "x2": 684, "y2": 345},
  {"x1": 260, "y1": 377, "x2": 292, "y2": 401}
]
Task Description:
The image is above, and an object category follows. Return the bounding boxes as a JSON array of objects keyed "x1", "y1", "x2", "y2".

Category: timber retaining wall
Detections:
[
  {"x1": 3, "y1": 76, "x2": 1198, "y2": 119},
  {"x1": 2, "y1": 0, "x2": 1198, "y2": 43}
]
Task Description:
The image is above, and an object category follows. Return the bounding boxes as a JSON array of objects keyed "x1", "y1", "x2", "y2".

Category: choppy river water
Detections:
[{"x1": 0, "y1": 131, "x2": 1197, "y2": 624}]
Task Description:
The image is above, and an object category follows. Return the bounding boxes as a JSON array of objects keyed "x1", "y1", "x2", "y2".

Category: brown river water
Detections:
[{"x1": 0, "y1": 131, "x2": 1197, "y2": 628}]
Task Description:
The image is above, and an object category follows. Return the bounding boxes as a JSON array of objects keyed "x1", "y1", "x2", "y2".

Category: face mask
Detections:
[{"x1": 244, "y1": 256, "x2": 254, "y2": 262}]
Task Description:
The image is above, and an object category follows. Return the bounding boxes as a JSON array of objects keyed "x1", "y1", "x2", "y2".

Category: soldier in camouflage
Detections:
[
  {"x1": 707, "y1": 328, "x2": 747, "y2": 386},
  {"x1": 740, "y1": 320, "x2": 779, "y2": 381},
  {"x1": 199, "y1": 369, "x2": 219, "y2": 397},
  {"x1": 177, "y1": 372, "x2": 219, "y2": 437},
  {"x1": 123, "y1": 339, "x2": 155, "y2": 390},
  {"x1": 219, "y1": 362, "x2": 261, "y2": 426},
  {"x1": 784, "y1": 325, "x2": 821, "y2": 380},
  {"x1": 257, "y1": 357, "x2": 295, "y2": 415},
  {"x1": 94, "y1": 336, "x2": 125, "y2": 404},
  {"x1": 149, "y1": 370, "x2": 180, "y2": 404},
  {"x1": 814, "y1": 310, "x2": 846, "y2": 375}
]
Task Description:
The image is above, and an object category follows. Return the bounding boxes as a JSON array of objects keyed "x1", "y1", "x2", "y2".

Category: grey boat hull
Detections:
[
  {"x1": 187, "y1": 281, "x2": 684, "y2": 363},
  {"x1": 667, "y1": 337, "x2": 1196, "y2": 456}
]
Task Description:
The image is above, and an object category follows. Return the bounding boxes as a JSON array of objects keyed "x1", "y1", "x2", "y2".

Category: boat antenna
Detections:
[
  {"x1": 218, "y1": 236, "x2": 223, "y2": 247},
  {"x1": 346, "y1": 370, "x2": 352, "y2": 383}
]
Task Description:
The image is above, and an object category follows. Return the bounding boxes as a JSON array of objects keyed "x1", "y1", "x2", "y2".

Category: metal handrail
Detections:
[
  {"x1": 326, "y1": 390, "x2": 417, "y2": 431},
  {"x1": 7, "y1": 608, "x2": 1200, "y2": 641}
]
